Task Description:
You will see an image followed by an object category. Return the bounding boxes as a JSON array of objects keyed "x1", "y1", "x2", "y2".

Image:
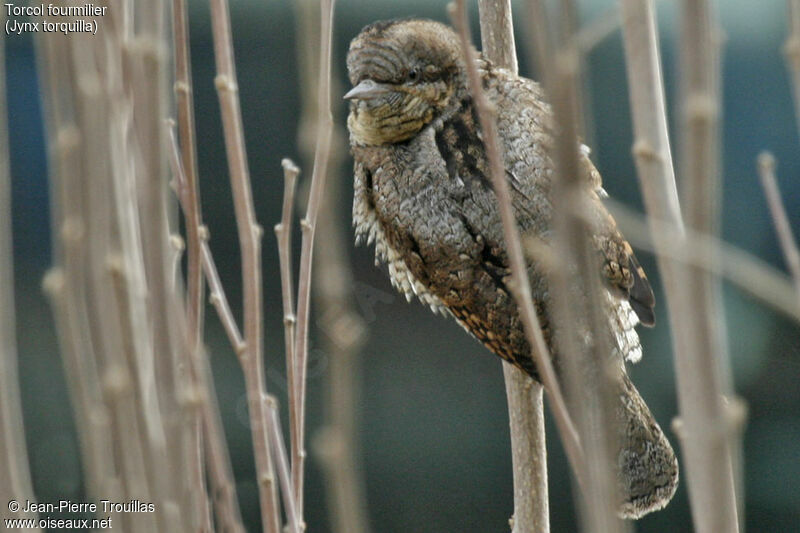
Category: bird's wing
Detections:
[
  {"x1": 592, "y1": 208, "x2": 656, "y2": 327},
  {"x1": 487, "y1": 67, "x2": 656, "y2": 327}
]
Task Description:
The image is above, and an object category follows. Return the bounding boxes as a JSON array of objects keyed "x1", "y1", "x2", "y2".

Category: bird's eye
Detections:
[{"x1": 407, "y1": 68, "x2": 420, "y2": 82}]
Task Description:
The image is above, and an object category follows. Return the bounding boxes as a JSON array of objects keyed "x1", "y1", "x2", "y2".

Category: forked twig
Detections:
[
  {"x1": 167, "y1": 123, "x2": 245, "y2": 353},
  {"x1": 166, "y1": 121, "x2": 246, "y2": 533},
  {"x1": 208, "y1": 0, "x2": 281, "y2": 528},
  {"x1": 267, "y1": 397, "x2": 302, "y2": 533}
]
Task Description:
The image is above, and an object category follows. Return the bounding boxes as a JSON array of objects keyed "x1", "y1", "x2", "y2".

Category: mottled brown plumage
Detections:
[{"x1": 346, "y1": 18, "x2": 677, "y2": 518}]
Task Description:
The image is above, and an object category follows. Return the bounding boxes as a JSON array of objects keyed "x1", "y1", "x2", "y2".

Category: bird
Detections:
[{"x1": 345, "y1": 18, "x2": 678, "y2": 518}]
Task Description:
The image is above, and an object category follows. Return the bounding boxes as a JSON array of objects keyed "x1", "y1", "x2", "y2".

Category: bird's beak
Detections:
[{"x1": 343, "y1": 79, "x2": 391, "y2": 100}]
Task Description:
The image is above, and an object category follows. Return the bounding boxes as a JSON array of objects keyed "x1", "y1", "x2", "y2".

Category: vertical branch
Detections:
[
  {"x1": 449, "y1": 0, "x2": 586, "y2": 509},
  {"x1": 292, "y1": 0, "x2": 336, "y2": 519},
  {"x1": 38, "y1": 13, "x2": 130, "y2": 513},
  {"x1": 678, "y1": 0, "x2": 727, "y2": 364},
  {"x1": 553, "y1": 7, "x2": 627, "y2": 533},
  {"x1": 620, "y1": 1, "x2": 740, "y2": 532},
  {"x1": 38, "y1": 2, "x2": 196, "y2": 530},
  {"x1": 171, "y1": 0, "x2": 204, "y2": 355},
  {"x1": 502, "y1": 368, "x2": 549, "y2": 533},
  {"x1": 267, "y1": 398, "x2": 301, "y2": 533},
  {"x1": 527, "y1": 2, "x2": 626, "y2": 530},
  {"x1": 276, "y1": 159, "x2": 298, "y2": 375},
  {"x1": 208, "y1": 0, "x2": 281, "y2": 531},
  {"x1": 475, "y1": 2, "x2": 550, "y2": 532},
  {"x1": 785, "y1": 0, "x2": 800, "y2": 139},
  {"x1": 619, "y1": 0, "x2": 684, "y2": 231},
  {"x1": 167, "y1": 123, "x2": 246, "y2": 533},
  {"x1": 128, "y1": 32, "x2": 196, "y2": 530},
  {"x1": 679, "y1": 0, "x2": 742, "y2": 523},
  {"x1": 477, "y1": 0, "x2": 518, "y2": 72},
  {"x1": 309, "y1": 120, "x2": 371, "y2": 533},
  {"x1": 293, "y1": 1, "x2": 371, "y2": 527},
  {"x1": 276, "y1": 158, "x2": 302, "y2": 526},
  {"x1": 0, "y1": 21, "x2": 40, "y2": 528},
  {"x1": 757, "y1": 153, "x2": 800, "y2": 305}
]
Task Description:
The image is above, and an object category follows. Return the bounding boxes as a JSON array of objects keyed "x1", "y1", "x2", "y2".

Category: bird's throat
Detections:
[{"x1": 347, "y1": 105, "x2": 433, "y2": 146}]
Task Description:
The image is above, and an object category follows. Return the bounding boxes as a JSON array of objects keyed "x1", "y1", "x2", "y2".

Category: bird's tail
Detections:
[{"x1": 613, "y1": 372, "x2": 679, "y2": 519}]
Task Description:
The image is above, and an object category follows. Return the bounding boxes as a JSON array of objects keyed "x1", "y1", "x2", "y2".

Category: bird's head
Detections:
[{"x1": 345, "y1": 19, "x2": 465, "y2": 146}]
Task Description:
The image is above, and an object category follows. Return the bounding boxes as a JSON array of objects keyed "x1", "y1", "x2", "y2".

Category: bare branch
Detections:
[
  {"x1": 549, "y1": 4, "x2": 625, "y2": 530},
  {"x1": 167, "y1": 121, "x2": 246, "y2": 532},
  {"x1": 620, "y1": 2, "x2": 741, "y2": 530},
  {"x1": 276, "y1": 158, "x2": 301, "y2": 517},
  {"x1": 475, "y1": 2, "x2": 550, "y2": 531},
  {"x1": 502, "y1": 367, "x2": 549, "y2": 533},
  {"x1": 449, "y1": 0, "x2": 586, "y2": 491},
  {"x1": 757, "y1": 152, "x2": 800, "y2": 306},
  {"x1": 678, "y1": 1, "x2": 741, "y2": 526},
  {"x1": 477, "y1": 0, "x2": 518, "y2": 72},
  {"x1": 172, "y1": 0, "x2": 204, "y2": 358},
  {"x1": 168, "y1": 120, "x2": 246, "y2": 354},
  {"x1": 208, "y1": 0, "x2": 281, "y2": 530},
  {"x1": 292, "y1": 0, "x2": 336, "y2": 518},
  {"x1": 605, "y1": 198, "x2": 800, "y2": 324},
  {"x1": 267, "y1": 397, "x2": 302, "y2": 533}
]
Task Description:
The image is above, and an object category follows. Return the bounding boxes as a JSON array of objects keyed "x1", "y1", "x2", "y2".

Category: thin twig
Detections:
[
  {"x1": 295, "y1": 0, "x2": 371, "y2": 529},
  {"x1": 128, "y1": 31, "x2": 198, "y2": 530},
  {"x1": 167, "y1": 121, "x2": 246, "y2": 532},
  {"x1": 107, "y1": 259, "x2": 163, "y2": 533},
  {"x1": 524, "y1": 0, "x2": 553, "y2": 83},
  {"x1": 170, "y1": 16, "x2": 210, "y2": 525},
  {"x1": 171, "y1": 0, "x2": 204, "y2": 360},
  {"x1": 276, "y1": 158, "x2": 300, "y2": 514},
  {"x1": 208, "y1": 0, "x2": 281, "y2": 529},
  {"x1": 168, "y1": 121, "x2": 246, "y2": 353},
  {"x1": 475, "y1": 2, "x2": 550, "y2": 531},
  {"x1": 292, "y1": 0, "x2": 336, "y2": 518},
  {"x1": 757, "y1": 152, "x2": 800, "y2": 306},
  {"x1": 202, "y1": 242, "x2": 246, "y2": 352},
  {"x1": 449, "y1": 0, "x2": 586, "y2": 489},
  {"x1": 604, "y1": 198, "x2": 800, "y2": 324},
  {"x1": 477, "y1": 0, "x2": 518, "y2": 72},
  {"x1": 169, "y1": 234, "x2": 186, "y2": 293}
]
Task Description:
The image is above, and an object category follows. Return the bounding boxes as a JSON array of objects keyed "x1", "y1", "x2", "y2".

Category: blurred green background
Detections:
[{"x1": 7, "y1": 0, "x2": 800, "y2": 531}]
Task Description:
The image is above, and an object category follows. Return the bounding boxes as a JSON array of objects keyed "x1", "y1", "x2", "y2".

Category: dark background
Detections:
[{"x1": 7, "y1": 0, "x2": 800, "y2": 531}]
